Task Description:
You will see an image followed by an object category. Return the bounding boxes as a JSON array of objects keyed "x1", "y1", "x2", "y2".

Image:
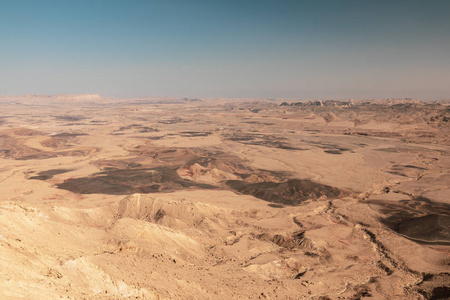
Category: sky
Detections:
[{"x1": 0, "y1": 0, "x2": 449, "y2": 100}]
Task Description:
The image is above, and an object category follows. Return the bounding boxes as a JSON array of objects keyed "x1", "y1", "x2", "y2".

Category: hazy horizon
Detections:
[{"x1": 1, "y1": 0, "x2": 449, "y2": 100}]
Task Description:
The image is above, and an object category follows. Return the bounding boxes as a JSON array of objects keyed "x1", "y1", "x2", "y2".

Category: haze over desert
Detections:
[{"x1": 1, "y1": 0, "x2": 450, "y2": 299}]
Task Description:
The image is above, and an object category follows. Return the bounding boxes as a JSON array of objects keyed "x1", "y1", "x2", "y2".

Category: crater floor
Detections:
[{"x1": 0, "y1": 96, "x2": 449, "y2": 299}]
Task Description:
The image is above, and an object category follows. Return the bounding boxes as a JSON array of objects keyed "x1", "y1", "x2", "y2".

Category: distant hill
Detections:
[
  {"x1": 52, "y1": 94, "x2": 102, "y2": 101},
  {"x1": 0, "y1": 94, "x2": 102, "y2": 102}
]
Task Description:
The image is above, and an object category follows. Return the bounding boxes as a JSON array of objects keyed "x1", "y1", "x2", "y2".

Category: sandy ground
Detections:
[{"x1": 0, "y1": 95, "x2": 449, "y2": 299}]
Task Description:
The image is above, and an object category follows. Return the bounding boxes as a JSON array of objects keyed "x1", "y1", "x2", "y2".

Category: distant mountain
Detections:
[{"x1": 0, "y1": 94, "x2": 102, "y2": 101}]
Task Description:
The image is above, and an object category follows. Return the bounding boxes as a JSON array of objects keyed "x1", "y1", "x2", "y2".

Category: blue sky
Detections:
[{"x1": 1, "y1": 0, "x2": 449, "y2": 99}]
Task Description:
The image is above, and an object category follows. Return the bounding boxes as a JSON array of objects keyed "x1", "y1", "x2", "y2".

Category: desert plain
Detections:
[{"x1": 0, "y1": 94, "x2": 448, "y2": 299}]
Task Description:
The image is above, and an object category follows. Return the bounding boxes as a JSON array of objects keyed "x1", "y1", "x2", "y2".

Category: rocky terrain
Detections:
[{"x1": 0, "y1": 95, "x2": 448, "y2": 299}]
